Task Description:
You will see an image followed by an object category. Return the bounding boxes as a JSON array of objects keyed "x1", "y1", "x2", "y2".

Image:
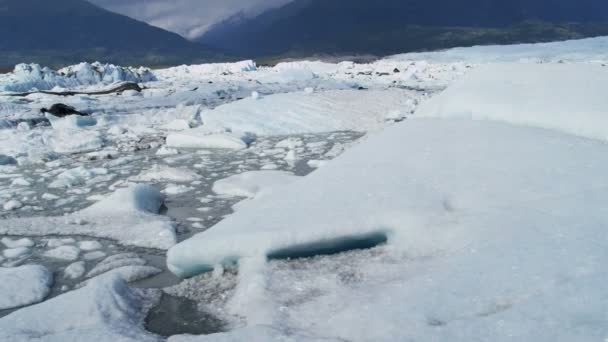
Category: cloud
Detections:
[{"x1": 90, "y1": 0, "x2": 293, "y2": 39}]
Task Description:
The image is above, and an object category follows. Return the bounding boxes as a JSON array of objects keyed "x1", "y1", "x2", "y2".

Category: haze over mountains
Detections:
[
  {"x1": 199, "y1": 0, "x2": 608, "y2": 57},
  {"x1": 0, "y1": 0, "x2": 223, "y2": 68}
]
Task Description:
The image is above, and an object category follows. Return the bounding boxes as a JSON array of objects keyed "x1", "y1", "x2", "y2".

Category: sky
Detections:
[{"x1": 90, "y1": 0, "x2": 293, "y2": 40}]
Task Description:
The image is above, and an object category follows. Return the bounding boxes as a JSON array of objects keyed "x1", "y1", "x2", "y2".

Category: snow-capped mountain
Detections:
[
  {"x1": 199, "y1": 0, "x2": 608, "y2": 57},
  {"x1": 0, "y1": 0, "x2": 223, "y2": 67}
]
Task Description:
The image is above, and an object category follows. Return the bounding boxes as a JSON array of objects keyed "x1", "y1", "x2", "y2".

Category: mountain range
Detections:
[
  {"x1": 0, "y1": 0, "x2": 224, "y2": 68},
  {"x1": 3, "y1": 0, "x2": 608, "y2": 68},
  {"x1": 198, "y1": 0, "x2": 608, "y2": 58}
]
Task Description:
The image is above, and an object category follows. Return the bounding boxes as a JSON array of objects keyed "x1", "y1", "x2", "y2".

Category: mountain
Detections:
[
  {"x1": 199, "y1": 0, "x2": 608, "y2": 58},
  {"x1": 0, "y1": 0, "x2": 225, "y2": 68}
]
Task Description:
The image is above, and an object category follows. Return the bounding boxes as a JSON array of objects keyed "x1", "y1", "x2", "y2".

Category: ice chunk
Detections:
[
  {"x1": 3, "y1": 199, "x2": 23, "y2": 211},
  {"x1": 166, "y1": 131, "x2": 254, "y2": 150},
  {"x1": 1, "y1": 185, "x2": 176, "y2": 249},
  {"x1": 417, "y1": 63, "x2": 608, "y2": 141},
  {"x1": 0, "y1": 274, "x2": 160, "y2": 341},
  {"x1": 133, "y1": 165, "x2": 199, "y2": 183},
  {"x1": 49, "y1": 166, "x2": 108, "y2": 188},
  {"x1": 46, "y1": 114, "x2": 97, "y2": 130},
  {"x1": 3, "y1": 247, "x2": 30, "y2": 259},
  {"x1": 78, "y1": 240, "x2": 103, "y2": 251},
  {"x1": 0, "y1": 154, "x2": 17, "y2": 165},
  {"x1": 2, "y1": 237, "x2": 35, "y2": 248},
  {"x1": 44, "y1": 245, "x2": 81, "y2": 261},
  {"x1": 195, "y1": 89, "x2": 416, "y2": 135},
  {"x1": 64, "y1": 261, "x2": 86, "y2": 279},
  {"x1": 0, "y1": 265, "x2": 53, "y2": 310}
]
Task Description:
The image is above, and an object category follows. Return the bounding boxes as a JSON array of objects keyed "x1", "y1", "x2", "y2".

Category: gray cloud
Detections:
[{"x1": 90, "y1": 0, "x2": 292, "y2": 39}]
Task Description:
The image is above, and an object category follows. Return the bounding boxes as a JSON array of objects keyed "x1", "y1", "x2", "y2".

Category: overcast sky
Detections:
[{"x1": 90, "y1": 0, "x2": 292, "y2": 39}]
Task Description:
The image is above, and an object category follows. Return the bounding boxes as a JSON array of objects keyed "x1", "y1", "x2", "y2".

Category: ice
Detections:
[
  {"x1": 46, "y1": 113, "x2": 98, "y2": 130},
  {"x1": 1, "y1": 237, "x2": 35, "y2": 248},
  {"x1": 417, "y1": 63, "x2": 608, "y2": 141},
  {"x1": 44, "y1": 245, "x2": 81, "y2": 261},
  {"x1": 83, "y1": 265, "x2": 162, "y2": 284},
  {"x1": 157, "y1": 60, "x2": 257, "y2": 80},
  {"x1": 391, "y1": 36, "x2": 608, "y2": 63},
  {"x1": 3, "y1": 246, "x2": 31, "y2": 259},
  {"x1": 0, "y1": 265, "x2": 53, "y2": 310},
  {"x1": 2, "y1": 199, "x2": 23, "y2": 211},
  {"x1": 79, "y1": 240, "x2": 103, "y2": 251},
  {"x1": 49, "y1": 166, "x2": 109, "y2": 188},
  {"x1": 166, "y1": 131, "x2": 254, "y2": 150},
  {"x1": 64, "y1": 261, "x2": 86, "y2": 279},
  {"x1": 0, "y1": 154, "x2": 17, "y2": 165},
  {"x1": 0, "y1": 274, "x2": 161, "y2": 342},
  {"x1": 0, "y1": 62, "x2": 156, "y2": 92},
  {"x1": 167, "y1": 118, "x2": 608, "y2": 340},
  {"x1": 134, "y1": 165, "x2": 200, "y2": 183},
  {"x1": 47, "y1": 238, "x2": 76, "y2": 248},
  {"x1": 193, "y1": 89, "x2": 419, "y2": 135},
  {"x1": 168, "y1": 326, "x2": 325, "y2": 342},
  {"x1": 164, "y1": 184, "x2": 195, "y2": 195},
  {"x1": 1, "y1": 185, "x2": 176, "y2": 249},
  {"x1": 212, "y1": 171, "x2": 300, "y2": 199}
]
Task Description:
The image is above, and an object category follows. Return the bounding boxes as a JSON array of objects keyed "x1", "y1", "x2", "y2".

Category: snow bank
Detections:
[
  {"x1": 0, "y1": 274, "x2": 161, "y2": 342},
  {"x1": 0, "y1": 62, "x2": 156, "y2": 92},
  {"x1": 168, "y1": 118, "x2": 608, "y2": 340},
  {"x1": 196, "y1": 89, "x2": 419, "y2": 135},
  {"x1": 212, "y1": 171, "x2": 300, "y2": 199},
  {"x1": 0, "y1": 265, "x2": 53, "y2": 309},
  {"x1": 0, "y1": 185, "x2": 176, "y2": 249},
  {"x1": 417, "y1": 63, "x2": 608, "y2": 141}
]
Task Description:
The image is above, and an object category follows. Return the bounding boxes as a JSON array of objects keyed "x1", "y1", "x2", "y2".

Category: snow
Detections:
[
  {"x1": 0, "y1": 274, "x2": 161, "y2": 342},
  {"x1": 417, "y1": 63, "x2": 608, "y2": 141},
  {"x1": 0, "y1": 62, "x2": 155, "y2": 92},
  {"x1": 0, "y1": 265, "x2": 53, "y2": 309},
  {"x1": 212, "y1": 171, "x2": 300, "y2": 199},
  {"x1": 167, "y1": 118, "x2": 608, "y2": 340},
  {"x1": 1, "y1": 185, "x2": 176, "y2": 249}
]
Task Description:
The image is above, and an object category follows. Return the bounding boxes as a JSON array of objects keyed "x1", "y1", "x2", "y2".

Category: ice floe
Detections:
[{"x1": 0, "y1": 265, "x2": 53, "y2": 310}]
